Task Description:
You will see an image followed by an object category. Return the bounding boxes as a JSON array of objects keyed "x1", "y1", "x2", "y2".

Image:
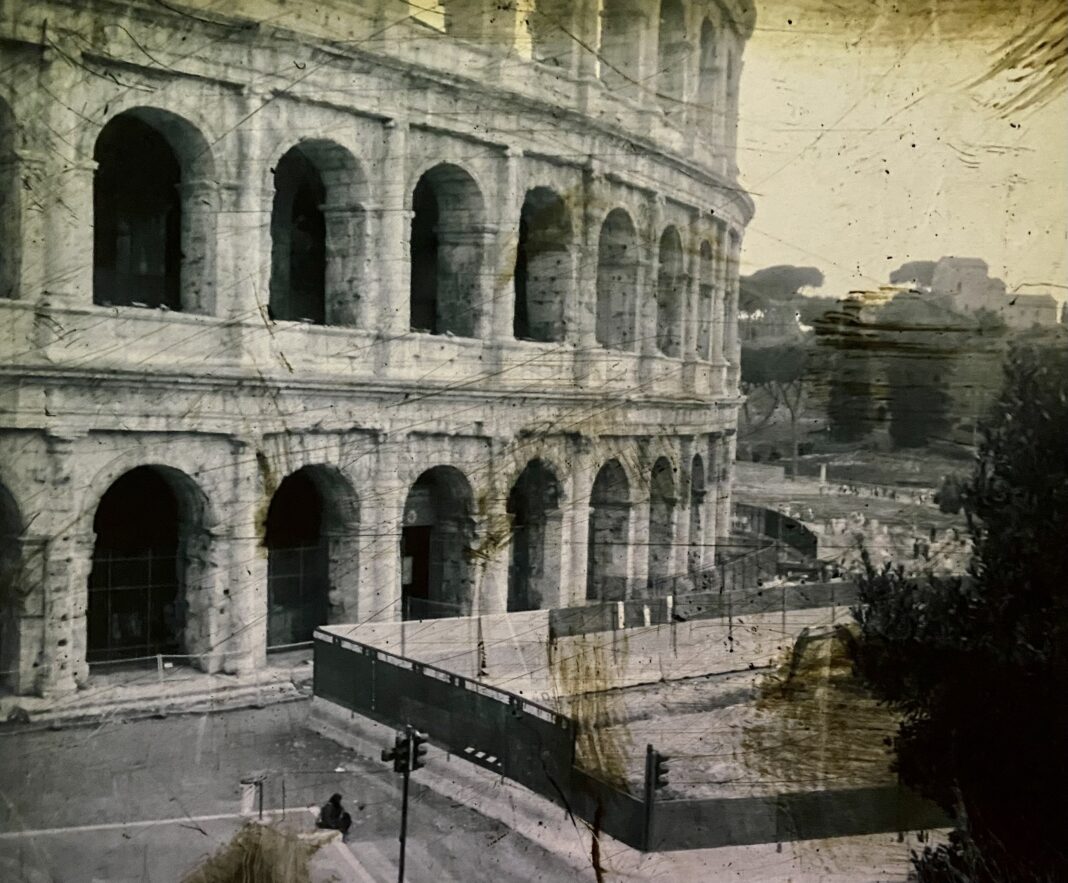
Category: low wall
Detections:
[
  {"x1": 322, "y1": 590, "x2": 854, "y2": 703},
  {"x1": 651, "y1": 785, "x2": 949, "y2": 850}
]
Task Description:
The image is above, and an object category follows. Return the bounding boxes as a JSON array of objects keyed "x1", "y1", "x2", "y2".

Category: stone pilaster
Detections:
[
  {"x1": 368, "y1": 439, "x2": 407, "y2": 623},
  {"x1": 220, "y1": 438, "x2": 268, "y2": 675},
  {"x1": 376, "y1": 119, "x2": 410, "y2": 337},
  {"x1": 565, "y1": 438, "x2": 593, "y2": 607},
  {"x1": 491, "y1": 148, "x2": 522, "y2": 344}
]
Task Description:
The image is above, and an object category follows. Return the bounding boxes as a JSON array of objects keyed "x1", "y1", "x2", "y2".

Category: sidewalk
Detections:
[
  {"x1": 309, "y1": 697, "x2": 942, "y2": 882},
  {"x1": 0, "y1": 650, "x2": 314, "y2": 729}
]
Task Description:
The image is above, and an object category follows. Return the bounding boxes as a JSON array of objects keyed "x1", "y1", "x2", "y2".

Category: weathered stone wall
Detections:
[{"x1": 0, "y1": 0, "x2": 753, "y2": 695}]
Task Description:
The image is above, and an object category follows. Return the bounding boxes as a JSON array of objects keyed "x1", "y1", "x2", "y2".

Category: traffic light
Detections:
[
  {"x1": 410, "y1": 729, "x2": 429, "y2": 771},
  {"x1": 652, "y1": 750, "x2": 670, "y2": 790},
  {"x1": 382, "y1": 730, "x2": 411, "y2": 773}
]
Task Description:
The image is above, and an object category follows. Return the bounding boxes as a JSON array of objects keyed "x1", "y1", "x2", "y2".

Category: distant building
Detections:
[
  {"x1": 738, "y1": 303, "x2": 802, "y2": 341},
  {"x1": 930, "y1": 257, "x2": 1059, "y2": 329}
]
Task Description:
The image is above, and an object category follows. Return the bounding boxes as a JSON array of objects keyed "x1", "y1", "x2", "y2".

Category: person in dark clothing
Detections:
[{"x1": 317, "y1": 793, "x2": 352, "y2": 835}]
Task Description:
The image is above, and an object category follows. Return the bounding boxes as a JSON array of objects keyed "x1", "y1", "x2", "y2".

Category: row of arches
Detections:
[
  {"x1": 80, "y1": 108, "x2": 730, "y2": 357},
  {"x1": 0, "y1": 451, "x2": 714, "y2": 680},
  {"x1": 424, "y1": 0, "x2": 740, "y2": 123},
  {"x1": 601, "y1": 0, "x2": 736, "y2": 122}
]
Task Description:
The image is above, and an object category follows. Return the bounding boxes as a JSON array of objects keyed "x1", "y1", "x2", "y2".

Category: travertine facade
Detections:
[{"x1": 0, "y1": 0, "x2": 753, "y2": 695}]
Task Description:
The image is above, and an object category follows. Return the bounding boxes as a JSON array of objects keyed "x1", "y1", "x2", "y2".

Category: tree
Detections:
[
  {"x1": 851, "y1": 343, "x2": 1068, "y2": 881},
  {"x1": 741, "y1": 338, "x2": 811, "y2": 477}
]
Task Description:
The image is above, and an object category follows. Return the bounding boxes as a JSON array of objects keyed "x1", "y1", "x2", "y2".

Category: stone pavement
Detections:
[
  {"x1": 311, "y1": 697, "x2": 945, "y2": 882},
  {"x1": 0, "y1": 650, "x2": 314, "y2": 728}
]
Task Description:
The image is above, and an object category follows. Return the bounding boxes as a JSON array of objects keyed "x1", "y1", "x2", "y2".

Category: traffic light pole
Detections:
[
  {"x1": 381, "y1": 724, "x2": 428, "y2": 883},
  {"x1": 643, "y1": 743, "x2": 655, "y2": 852},
  {"x1": 398, "y1": 763, "x2": 410, "y2": 883}
]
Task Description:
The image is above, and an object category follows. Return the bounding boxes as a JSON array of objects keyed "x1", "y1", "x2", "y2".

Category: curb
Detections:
[
  {"x1": 308, "y1": 697, "x2": 612, "y2": 880},
  {"x1": 0, "y1": 676, "x2": 313, "y2": 732}
]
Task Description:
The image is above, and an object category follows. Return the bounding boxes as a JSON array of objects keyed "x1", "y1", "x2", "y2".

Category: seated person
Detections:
[{"x1": 316, "y1": 793, "x2": 352, "y2": 834}]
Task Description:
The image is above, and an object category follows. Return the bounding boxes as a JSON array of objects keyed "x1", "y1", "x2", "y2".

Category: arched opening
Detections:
[
  {"x1": 402, "y1": 467, "x2": 474, "y2": 620},
  {"x1": 264, "y1": 466, "x2": 358, "y2": 648},
  {"x1": 647, "y1": 457, "x2": 677, "y2": 591},
  {"x1": 269, "y1": 140, "x2": 365, "y2": 326},
  {"x1": 656, "y1": 226, "x2": 685, "y2": 357},
  {"x1": 0, "y1": 481, "x2": 23, "y2": 692},
  {"x1": 529, "y1": 0, "x2": 574, "y2": 68},
  {"x1": 657, "y1": 0, "x2": 687, "y2": 115},
  {"x1": 595, "y1": 209, "x2": 639, "y2": 350},
  {"x1": 410, "y1": 164, "x2": 484, "y2": 338},
  {"x1": 269, "y1": 148, "x2": 325, "y2": 323},
  {"x1": 698, "y1": 19, "x2": 718, "y2": 132},
  {"x1": 514, "y1": 188, "x2": 572, "y2": 342},
  {"x1": 688, "y1": 455, "x2": 706, "y2": 581},
  {"x1": 587, "y1": 460, "x2": 631, "y2": 602},
  {"x1": 600, "y1": 0, "x2": 641, "y2": 101},
  {"x1": 698, "y1": 239, "x2": 714, "y2": 359},
  {"x1": 0, "y1": 98, "x2": 19, "y2": 299},
  {"x1": 507, "y1": 460, "x2": 563, "y2": 612},
  {"x1": 93, "y1": 109, "x2": 214, "y2": 313},
  {"x1": 88, "y1": 466, "x2": 211, "y2": 664}
]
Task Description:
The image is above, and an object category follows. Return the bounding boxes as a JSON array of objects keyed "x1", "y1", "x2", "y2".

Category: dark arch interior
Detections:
[
  {"x1": 409, "y1": 166, "x2": 483, "y2": 338},
  {"x1": 688, "y1": 455, "x2": 707, "y2": 580},
  {"x1": 656, "y1": 227, "x2": 685, "y2": 357},
  {"x1": 410, "y1": 175, "x2": 441, "y2": 333},
  {"x1": 698, "y1": 240, "x2": 715, "y2": 358},
  {"x1": 595, "y1": 209, "x2": 638, "y2": 350},
  {"x1": 648, "y1": 457, "x2": 677, "y2": 590},
  {"x1": 514, "y1": 188, "x2": 571, "y2": 343},
  {"x1": 507, "y1": 460, "x2": 562, "y2": 612},
  {"x1": 93, "y1": 115, "x2": 182, "y2": 310},
  {"x1": 658, "y1": 0, "x2": 687, "y2": 113},
  {"x1": 699, "y1": 18, "x2": 718, "y2": 107},
  {"x1": 88, "y1": 467, "x2": 184, "y2": 663},
  {"x1": 0, "y1": 99, "x2": 18, "y2": 300},
  {"x1": 0, "y1": 482, "x2": 22, "y2": 693},
  {"x1": 265, "y1": 469, "x2": 329, "y2": 648},
  {"x1": 600, "y1": 0, "x2": 639, "y2": 98},
  {"x1": 587, "y1": 460, "x2": 631, "y2": 602},
  {"x1": 402, "y1": 467, "x2": 474, "y2": 620},
  {"x1": 270, "y1": 148, "x2": 327, "y2": 324}
]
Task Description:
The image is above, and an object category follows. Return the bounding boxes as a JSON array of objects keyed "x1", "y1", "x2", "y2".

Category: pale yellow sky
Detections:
[{"x1": 737, "y1": 1, "x2": 1067, "y2": 302}]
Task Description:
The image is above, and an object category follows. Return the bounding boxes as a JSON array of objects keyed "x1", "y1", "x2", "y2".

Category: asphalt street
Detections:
[{"x1": 0, "y1": 701, "x2": 582, "y2": 882}]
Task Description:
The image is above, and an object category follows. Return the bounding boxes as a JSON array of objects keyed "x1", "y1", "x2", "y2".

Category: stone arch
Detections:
[
  {"x1": 698, "y1": 18, "x2": 718, "y2": 131},
  {"x1": 92, "y1": 107, "x2": 216, "y2": 314},
  {"x1": 595, "y1": 208, "x2": 639, "y2": 351},
  {"x1": 0, "y1": 479, "x2": 23, "y2": 692},
  {"x1": 409, "y1": 163, "x2": 486, "y2": 338},
  {"x1": 698, "y1": 238, "x2": 714, "y2": 358},
  {"x1": 656, "y1": 225, "x2": 685, "y2": 357},
  {"x1": 506, "y1": 459, "x2": 563, "y2": 612},
  {"x1": 514, "y1": 187, "x2": 572, "y2": 343},
  {"x1": 600, "y1": 0, "x2": 643, "y2": 101},
  {"x1": 587, "y1": 459, "x2": 632, "y2": 602},
  {"x1": 402, "y1": 466, "x2": 475, "y2": 619},
  {"x1": 657, "y1": 0, "x2": 687, "y2": 115},
  {"x1": 263, "y1": 465, "x2": 360, "y2": 648},
  {"x1": 269, "y1": 139, "x2": 366, "y2": 326},
  {"x1": 0, "y1": 97, "x2": 19, "y2": 299},
  {"x1": 688, "y1": 454, "x2": 707, "y2": 580},
  {"x1": 87, "y1": 465, "x2": 214, "y2": 666},
  {"x1": 647, "y1": 456, "x2": 677, "y2": 590},
  {"x1": 528, "y1": 0, "x2": 575, "y2": 68}
]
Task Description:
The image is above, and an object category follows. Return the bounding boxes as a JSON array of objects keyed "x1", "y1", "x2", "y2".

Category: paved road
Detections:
[{"x1": 0, "y1": 701, "x2": 581, "y2": 882}]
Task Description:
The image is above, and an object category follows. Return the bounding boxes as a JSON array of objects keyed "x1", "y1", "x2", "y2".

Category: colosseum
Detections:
[{"x1": 0, "y1": 0, "x2": 754, "y2": 697}]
